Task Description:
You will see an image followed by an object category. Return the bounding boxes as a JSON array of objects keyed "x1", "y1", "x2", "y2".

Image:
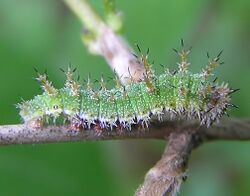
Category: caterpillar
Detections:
[{"x1": 17, "y1": 42, "x2": 237, "y2": 131}]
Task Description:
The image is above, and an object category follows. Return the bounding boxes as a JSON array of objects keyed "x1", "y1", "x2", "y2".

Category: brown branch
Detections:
[
  {"x1": 0, "y1": 122, "x2": 169, "y2": 145},
  {"x1": 1, "y1": 118, "x2": 249, "y2": 195},
  {"x1": 201, "y1": 118, "x2": 250, "y2": 141},
  {"x1": 134, "y1": 118, "x2": 250, "y2": 196},
  {"x1": 0, "y1": 118, "x2": 250, "y2": 146},
  {"x1": 0, "y1": 119, "x2": 249, "y2": 195},
  {"x1": 135, "y1": 131, "x2": 195, "y2": 196}
]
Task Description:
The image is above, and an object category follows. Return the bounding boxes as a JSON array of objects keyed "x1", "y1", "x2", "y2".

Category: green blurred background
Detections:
[{"x1": 0, "y1": 0, "x2": 250, "y2": 195}]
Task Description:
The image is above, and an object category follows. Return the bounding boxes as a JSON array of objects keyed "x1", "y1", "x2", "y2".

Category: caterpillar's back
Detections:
[{"x1": 17, "y1": 43, "x2": 236, "y2": 130}]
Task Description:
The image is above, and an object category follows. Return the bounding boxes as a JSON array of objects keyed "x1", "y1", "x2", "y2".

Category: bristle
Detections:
[
  {"x1": 181, "y1": 38, "x2": 184, "y2": 48},
  {"x1": 202, "y1": 51, "x2": 223, "y2": 79},
  {"x1": 59, "y1": 68, "x2": 65, "y2": 73},
  {"x1": 127, "y1": 67, "x2": 135, "y2": 82},
  {"x1": 34, "y1": 67, "x2": 39, "y2": 73},
  {"x1": 229, "y1": 88, "x2": 240, "y2": 94},
  {"x1": 136, "y1": 43, "x2": 141, "y2": 53},
  {"x1": 132, "y1": 53, "x2": 138, "y2": 59},
  {"x1": 133, "y1": 46, "x2": 155, "y2": 91},
  {"x1": 206, "y1": 52, "x2": 210, "y2": 59},
  {"x1": 36, "y1": 72, "x2": 57, "y2": 96},
  {"x1": 172, "y1": 70, "x2": 177, "y2": 75},
  {"x1": 217, "y1": 50, "x2": 224, "y2": 58},
  {"x1": 86, "y1": 73, "x2": 92, "y2": 91},
  {"x1": 64, "y1": 66, "x2": 80, "y2": 96},
  {"x1": 228, "y1": 103, "x2": 239, "y2": 108},
  {"x1": 225, "y1": 112, "x2": 230, "y2": 117},
  {"x1": 174, "y1": 39, "x2": 191, "y2": 72},
  {"x1": 172, "y1": 48, "x2": 178, "y2": 53},
  {"x1": 100, "y1": 74, "x2": 106, "y2": 90},
  {"x1": 113, "y1": 72, "x2": 122, "y2": 88}
]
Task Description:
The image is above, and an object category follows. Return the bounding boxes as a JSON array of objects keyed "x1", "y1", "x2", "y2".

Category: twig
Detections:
[
  {"x1": 0, "y1": 122, "x2": 170, "y2": 145},
  {"x1": 0, "y1": 118, "x2": 250, "y2": 146},
  {"x1": 63, "y1": 0, "x2": 145, "y2": 83},
  {"x1": 64, "y1": 0, "x2": 103, "y2": 34}
]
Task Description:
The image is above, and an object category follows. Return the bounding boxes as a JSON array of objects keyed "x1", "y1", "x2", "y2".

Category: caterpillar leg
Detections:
[
  {"x1": 69, "y1": 116, "x2": 84, "y2": 131},
  {"x1": 25, "y1": 118, "x2": 44, "y2": 129}
]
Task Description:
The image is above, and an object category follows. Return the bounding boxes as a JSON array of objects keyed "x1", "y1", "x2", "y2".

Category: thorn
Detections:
[
  {"x1": 172, "y1": 48, "x2": 178, "y2": 53},
  {"x1": 77, "y1": 75, "x2": 80, "y2": 81},
  {"x1": 113, "y1": 91, "x2": 119, "y2": 96},
  {"x1": 132, "y1": 53, "x2": 138, "y2": 58},
  {"x1": 229, "y1": 88, "x2": 240, "y2": 94},
  {"x1": 181, "y1": 38, "x2": 184, "y2": 47},
  {"x1": 228, "y1": 103, "x2": 239, "y2": 109},
  {"x1": 72, "y1": 67, "x2": 77, "y2": 72},
  {"x1": 220, "y1": 62, "x2": 225, "y2": 65},
  {"x1": 206, "y1": 107, "x2": 214, "y2": 113},
  {"x1": 136, "y1": 43, "x2": 141, "y2": 53},
  {"x1": 206, "y1": 52, "x2": 210, "y2": 59},
  {"x1": 217, "y1": 49, "x2": 224, "y2": 58},
  {"x1": 34, "y1": 67, "x2": 39, "y2": 73},
  {"x1": 59, "y1": 68, "x2": 65, "y2": 73},
  {"x1": 146, "y1": 47, "x2": 150, "y2": 55},
  {"x1": 213, "y1": 77, "x2": 218, "y2": 83},
  {"x1": 172, "y1": 70, "x2": 177, "y2": 75},
  {"x1": 215, "y1": 57, "x2": 220, "y2": 62}
]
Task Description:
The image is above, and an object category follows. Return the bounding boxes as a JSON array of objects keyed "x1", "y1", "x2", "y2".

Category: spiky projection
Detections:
[{"x1": 17, "y1": 41, "x2": 236, "y2": 130}]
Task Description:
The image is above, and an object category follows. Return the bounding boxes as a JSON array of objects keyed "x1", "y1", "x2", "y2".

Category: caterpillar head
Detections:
[
  {"x1": 44, "y1": 94, "x2": 63, "y2": 117},
  {"x1": 18, "y1": 71, "x2": 64, "y2": 126},
  {"x1": 18, "y1": 93, "x2": 63, "y2": 126}
]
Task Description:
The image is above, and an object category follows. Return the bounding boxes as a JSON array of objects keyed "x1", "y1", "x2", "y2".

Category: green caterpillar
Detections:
[{"x1": 17, "y1": 43, "x2": 236, "y2": 130}]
